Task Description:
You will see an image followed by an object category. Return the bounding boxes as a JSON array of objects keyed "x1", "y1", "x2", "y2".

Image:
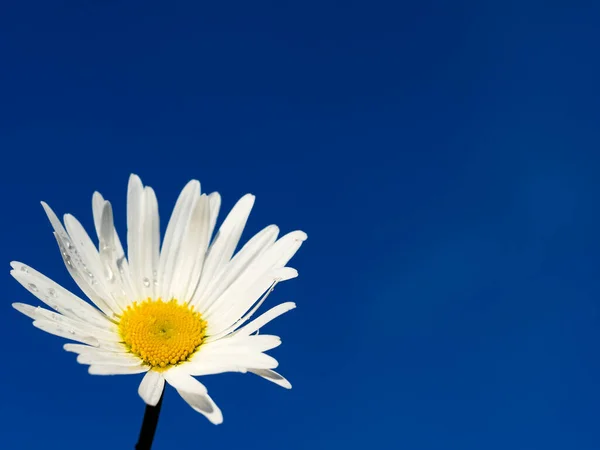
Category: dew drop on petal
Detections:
[
  {"x1": 28, "y1": 283, "x2": 38, "y2": 292},
  {"x1": 48, "y1": 288, "x2": 57, "y2": 297},
  {"x1": 143, "y1": 278, "x2": 151, "y2": 287},
  {"x1": 117, "y1": 256, "x2": 126, "y2": 274}
]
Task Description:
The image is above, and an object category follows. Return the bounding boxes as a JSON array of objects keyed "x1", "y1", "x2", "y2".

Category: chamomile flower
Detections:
[{"x1": 11, "y1": 174, "x2": 306, "y2": 425}]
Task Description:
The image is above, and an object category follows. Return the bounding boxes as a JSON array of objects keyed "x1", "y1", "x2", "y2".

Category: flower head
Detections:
[{"x1": 11, "y1": 174, "x2": 306, "y2": 424}]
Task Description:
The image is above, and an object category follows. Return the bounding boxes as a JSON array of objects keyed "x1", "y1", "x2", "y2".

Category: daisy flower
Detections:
[{"x1": 11, "y1": 174, "x2": 306, "y2": 427}]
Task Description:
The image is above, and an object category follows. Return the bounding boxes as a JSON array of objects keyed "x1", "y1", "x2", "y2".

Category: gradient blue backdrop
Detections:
[{"x1": 1, "y1": 1, "x2": 599, "y2": 449}]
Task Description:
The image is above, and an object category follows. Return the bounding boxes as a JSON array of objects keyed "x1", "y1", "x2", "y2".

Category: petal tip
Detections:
[
  {"x1": 275, "y1": 267, "x2": 298, "y2": 281},
  {"x1": 40, "y1": 201, "x2": 53, "y2": 212},
  {"x1": 129, "y1": 173, "x2": 142, "y2": 184},
  {"x1": 241, "y1": 193, "x2": 256, "y2": 204},
  {"x1": 183, "y1": 179, "x2": 201, "y2": 192},
  {"x1": 296, "y1": 231, "x2": 308, "y2": 241}
]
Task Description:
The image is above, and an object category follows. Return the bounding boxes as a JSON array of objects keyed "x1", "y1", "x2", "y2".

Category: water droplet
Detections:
[
  {"x1": 65, "y1": 239, "x2": 73, "y2": 249},
  {"x1": 153, "y1": 279, "x2": 158, "y2": 286},
  {"x1": 20, "y1": 266, "x2": 28, "y2": 273},
  {"x1": 117, "y1": 256, "x2": 126, "y2": 274},
  {"x1": 48, "y1": 288, "x2": 57, "y2": 297},
  {"x1": 28, "y1": 283, "x2": 38, "y2": 292},
  {"x1": 68, "y1": 329, "x2": 76, "y2": 335},
  {"x1": 86, "y1": 269, "x2": 94, "y2": 278},
  {"x1": 143, "y1": 278, "x2": 151, "y2": 287}
]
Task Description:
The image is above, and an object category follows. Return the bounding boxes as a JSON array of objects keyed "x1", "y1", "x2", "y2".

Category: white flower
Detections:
[{"x1": 11, "y1": 174, "x2": 306, "y2": 424}]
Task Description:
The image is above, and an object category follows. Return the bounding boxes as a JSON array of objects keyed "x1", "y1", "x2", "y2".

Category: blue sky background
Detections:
[{"x1": 1, "y1": 1, "x2": 599, "y2": 449}]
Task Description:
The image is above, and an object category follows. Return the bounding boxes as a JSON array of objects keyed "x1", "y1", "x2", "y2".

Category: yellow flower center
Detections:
[{"x1": 118, "y1": 299, "x2": 206, "y2": 370}]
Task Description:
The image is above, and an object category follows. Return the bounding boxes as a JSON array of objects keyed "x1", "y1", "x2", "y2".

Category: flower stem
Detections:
[{"x1": 135, "y1": 391, "x2": 164, "y2": 450}]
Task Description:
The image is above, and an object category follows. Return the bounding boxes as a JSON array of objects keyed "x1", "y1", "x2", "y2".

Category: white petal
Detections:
[
  {"x1": 272, "y1": 267, "x2": 299, "y2": 281},
  {"x1": 42, "y1": 202, "x2": 120, "y2": 316},
  {"x1": 207, "y1": 192, "x2": 221, "y2": 239},
  {"x1": 127, "y1": 175, "x2": 160, "y2": 298},
  {"x1": 93, "y1": 192, "x2": 137, "y2": 302},
  {"x1": 249, "y1": 369, "x2": 292, "y2": 389},
  {"x1": 54, "y1": 230, "x2": 119, "y2": 315},
  {"x1": 142, "y1": 187, "x2": 160, "y2": 299},
  {"x1": 64, "y1": 343, "x2": 124, "y2": 354},
  {"x1": 269, "y1": 230, "x2": 308, "y2": 268},
  {"x1": 92, "y1": 191, "x2": 106, "y2": 238},
  {"x1": 204, "y1": 270, "x2": 294, "y2": 341},
  {"x1": 206, "y1": 334, "x2": 282, "y2": 352},
  {"x1": 157, "y1": 180, "x2": 200, "y2": 300},
  {"x1": 234, "y1": 302, "x2": 296, "y2": 337},
  {"x1": 63, "y1": 214, "x2": 105, "y2": 285},
  {"x1": 203, "y1": 231, "x2": 305, "y2": 332},
  {"x1": 164, "y1": 366, "x2": 208, "y2": 394},
  {"x1": 174, "y1": 195, "x2": 211, "y2": 303},
  {"x1": 205, "y1": 270, "x2": 286, "y2": 336},
  {"x1": 207, "y1": 352, "x2": 278, "y2": 369},
  {"x1": 239, "y1": 335, "x2": 282, "y2": 352},
  {"x1": 179, "y1": 390, "x2": 223, "y2": 425},
  {"x1": 11, "y1": 302, "x2": 49, "y2": 321},
  {"x1": 194, "y1": 194, "x2": 255, "y2": 303},
  {"x1": 88, "y1": 364, "x2": 148, "y2": 375},
  {"x1": 32, "y1": 320, "x2": 100, "y2": 346},
  {"x1": 13, "y1": 303, "x2": 118, "y2": 343},
  {"x1": 184, "y1": 358, "x2": 247, "y2": 376},
  {"x1": 127, "y1": 174, "x2": 146, "y2": 296},
  {"x1": 10, "y1": 262, "x2": 110, "y2": 329},
  {"x1": 165, "y1": 368, "x2": 222, "y2": 424},
  {"x1": 98, "y1": 202, "x2": 134, "y2": 310},
  {"x1": 76, "y1": 351, "x2": 141, "y2": 367},
  {"x1": 138, "y1": 371, "x2": 165, "y2": 406},
  {"x1": 191, "y1": 224, "x2": 279, "y2": 312},
  {"x1": 190, "y1": 340, "x2": 279, "y2": 370}
]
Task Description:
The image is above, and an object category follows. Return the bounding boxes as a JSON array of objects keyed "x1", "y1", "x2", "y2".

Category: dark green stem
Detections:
[{"x1": 135, "y1": 391, "x2": 164, "y2": 450}]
